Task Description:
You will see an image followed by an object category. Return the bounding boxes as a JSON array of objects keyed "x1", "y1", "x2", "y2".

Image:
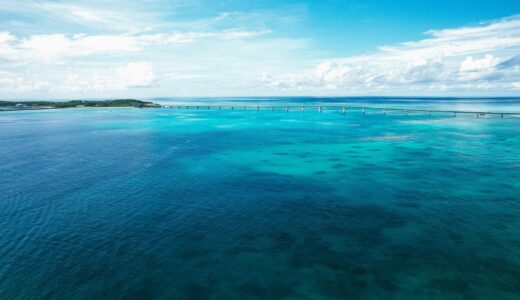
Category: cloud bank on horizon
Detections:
[{"x1": 1, "y1": 0, "x2": 520, "y2": 98}]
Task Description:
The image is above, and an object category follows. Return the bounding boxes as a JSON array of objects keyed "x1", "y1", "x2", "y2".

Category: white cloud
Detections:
[
  {"x1": 160, "y1": 30, "x2": 270, "y2": 44},
  {"x1": 0, "y1": 29, "x2": 271, "y2": 62},
  {"x1": 460, "y1": 54, "x2": 499, "y2": 72},
  {"x1": 0, "y1": 31, "x2": 17, "y2": 60},
  {"x1": 116, "y1": 61, "x2": 156, "y2": 88},
  {"x1": 0, "y1": 31, "x2": 15, "y2": 44},
  {"x1": 0, "y1": 1, "x2": 152, "y2": 32},
  {"x1": 2, "y1": 1, "x2": 520, "y2": 97},
  {"x1": 0, "y1": 62, "x2": 157, "y2": 94},
  {"x1": 163, "y1": 73, "x2": 209, "y2": 80},
  {"x1": 0, "y1": 75, "x2": 50, "y2": 93},
  {"x1": 1, "y1": 33, "x2": 145, "y2": 61},
  {"x1": 36, "y1": 3, "x2": 117, "y2": 23},
  {"x1": 264, "y1": 15, "x2": 520, "y2": 93},
  {"x1": 261, "y1": 72, "x2": 318, "y2": 90},
  {"x1": 0, "y1": 1, "x2": 296, "y2": 97},
  {"x1": 220, "y1": 29, "x2": 271, "y2": 39}
]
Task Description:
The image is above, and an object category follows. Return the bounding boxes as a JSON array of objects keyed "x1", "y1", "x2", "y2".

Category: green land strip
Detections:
[{"x1": 0, "y1": 99, "x2": 161, "y2": 111}]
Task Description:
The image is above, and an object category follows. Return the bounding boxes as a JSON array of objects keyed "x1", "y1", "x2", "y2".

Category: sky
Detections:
[{"x1": 1, "y1": 0, "x2": 520, "y2": 99}]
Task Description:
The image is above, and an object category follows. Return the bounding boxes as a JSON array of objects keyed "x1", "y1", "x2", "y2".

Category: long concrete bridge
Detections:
[{"x1": 160, "y1": 104, "x2": 520, "y2": 118}]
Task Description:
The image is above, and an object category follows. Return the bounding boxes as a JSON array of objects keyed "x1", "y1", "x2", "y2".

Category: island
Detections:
[{"x1": 0, "y1": 99, "x2": 161, "y2": 111}]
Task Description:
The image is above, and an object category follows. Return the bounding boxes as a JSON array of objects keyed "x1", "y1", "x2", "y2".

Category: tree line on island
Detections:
[{"x1": 0, "y1": 99, "x2": 161, "y2": 110}]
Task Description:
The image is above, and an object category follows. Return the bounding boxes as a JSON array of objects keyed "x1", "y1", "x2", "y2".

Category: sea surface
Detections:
[{"x1": 1, "y1": 98, "x2": 519, "y2": 299}]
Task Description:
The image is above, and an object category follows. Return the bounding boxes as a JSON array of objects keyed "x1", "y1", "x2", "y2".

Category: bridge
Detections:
[{"x1": 160, "y1": 105, "x2": 520, "y2": 118}]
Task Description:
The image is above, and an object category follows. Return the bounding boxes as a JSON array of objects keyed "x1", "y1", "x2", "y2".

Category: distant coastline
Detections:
[{"x1": 0, "y1": 99, "x2": 161, "y2": 111}]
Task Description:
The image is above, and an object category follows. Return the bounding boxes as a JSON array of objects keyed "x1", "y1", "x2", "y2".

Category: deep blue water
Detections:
[{"x1": 1, "y1": 98, "x2": 520, "y2": 299}]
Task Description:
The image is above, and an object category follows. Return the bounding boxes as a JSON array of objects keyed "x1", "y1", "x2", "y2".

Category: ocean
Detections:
[{"x1": 1, "y1": 98, "x2": 519, "y2": 299}]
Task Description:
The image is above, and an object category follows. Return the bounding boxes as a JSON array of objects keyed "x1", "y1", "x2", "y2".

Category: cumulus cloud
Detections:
[
  {"x1": 460, "y1": 54, "x2": 499, "y2": 72},
  {"x1": 264, "y1": 15, "x2": 520, "y2": 93}
]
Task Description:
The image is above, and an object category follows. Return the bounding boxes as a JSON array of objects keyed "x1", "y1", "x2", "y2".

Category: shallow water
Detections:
[{"x1": 1, "y1": 100, "x2": 520, "y2": 299}]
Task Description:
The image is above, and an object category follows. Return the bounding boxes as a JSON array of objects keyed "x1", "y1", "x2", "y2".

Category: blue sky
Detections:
[{"x1": 1, "y1": 0, "x2": 520, "y2": 99}]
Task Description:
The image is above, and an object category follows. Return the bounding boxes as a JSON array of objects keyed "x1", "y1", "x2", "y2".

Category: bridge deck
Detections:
[{"x1": 159, "y1": 105, "x2": 520, "y2": 117}]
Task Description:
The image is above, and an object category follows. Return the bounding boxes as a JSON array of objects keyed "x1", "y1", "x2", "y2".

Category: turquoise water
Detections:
[{"x1": 1, "y1": 99, "x2": 520, "y2": 299}]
